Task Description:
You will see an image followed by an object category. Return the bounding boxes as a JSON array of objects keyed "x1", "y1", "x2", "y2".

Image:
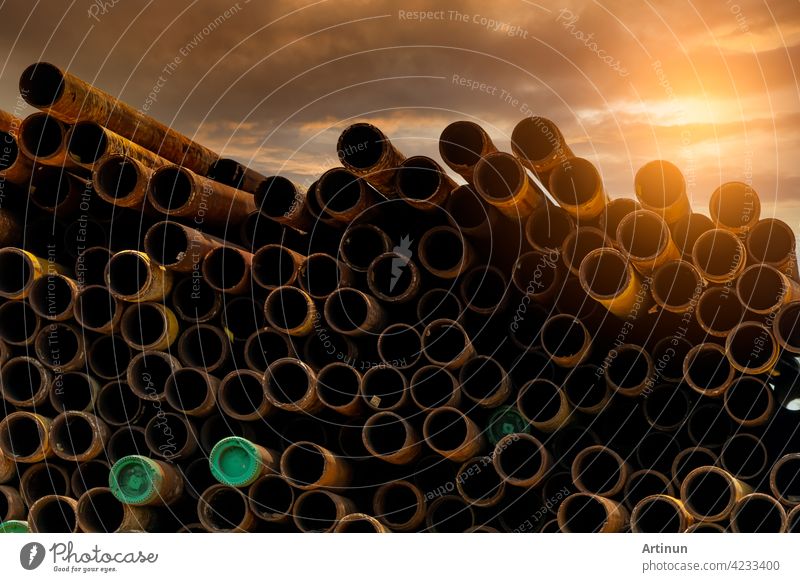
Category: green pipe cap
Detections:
[
  {"x1": 209, "y1": 437, "x2": 262, "y2": 487},
  {"x1": 109, "y1": 455, "x2": 161, "y2": 505},
  {"x1": 0, "y1": 520, "x2": 30, "y2": 533},
  {"x1": 487, "y1": 406, "x2": 530, "y2": 445}
]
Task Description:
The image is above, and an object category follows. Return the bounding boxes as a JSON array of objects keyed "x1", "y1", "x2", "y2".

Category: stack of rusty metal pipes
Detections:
[{"x1": 1, "y1": 62, "x2": 799, "y2": 534}]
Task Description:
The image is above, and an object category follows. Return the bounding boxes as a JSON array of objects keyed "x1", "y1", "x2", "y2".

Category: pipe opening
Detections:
[
  {"x1": 643, "y1": 385, "x2": 689, "y2": 429},
  {"x1": 250, "y1": 476, "x2": 293, "y2": 519},
  {"x1": 179, "y1": 326, "x2": 225, "y2": 368},
  {"x1": 460, "y1": 357, "x2": 504, "y2": 402},
  {"x1": 364, "y1": 414, "x2": 408, "y2": 456},
  {"x1": 107, "y1": 252, "x2": 150, "y2": 297},
  {"x1": 266, "y1": 287, "x2": 311, "y2": 331},
  {"x1": 687, "y1": 403, "x2": 732, "y2": 448},
  {"x1": 30, "y1": 167, "x2": 76, "y2": 209},
  {"x1": 721, "y1": 435, "x2": 765, "y2": 480},
  {"x1": 294, "y1": 491, "x2": 340, "y2": 532},
  {"x1": 697, "y1": 288, "x2": 743, "y2": 334},
  {"x1": 601, "y1": 199, "x2": 639, "y2": 239},
  {"x1": 337, "y1": 517, "x2": 381, "y2": 533},
  {"x1": 52, "y1": 372, "x2": 95, "y2": 412},
  {"x1": 461, "y1": 267, "x2": 506, "y2": 311},
  {"x1": 201, "y1": 487, "x2": 247, "y2": 530},
  {"x1": 618, "y1": 211, "x2": 669, "y2": 259},
  {"x1": 0, "y1": 414, "x2": 44, "y2": 457},
  {"x1": 727, "y1": 325, "x2": 775, "y2": 371},
  {"x1": 0, "y1": 249, "x2": 33, "y2": 296},
  {"x1": 20, "y1": 114, "x2": 63, "y2": 157},
  {"x1": 653, "y1": 262, "x2": 699, "y2": 308},
  {"x1": 203, "y1": 247, "x2": 246, "y2": 291},
  {"x1": 580, "y1": 249, "x2": 630, "y2": 297},
  {"x1": 564, "y1": 229, "x2": 606, "y2": 272},
  {"x1": 362, "y1": 367, "x2": 406, "y2": 409},
  {"x1": 0, "y1": 131, "x2": 18, "y2": 170},
  {"x1": 96, "y1": 381, "x2": 141, "y2": 427},
  {"x1": 635, "y1": 161, "x2": 684, "y2": 207},
  {"x1": 776, "y1": 303, "x2": 800, "y2": 353},
  {"x1": 338, "y1": 124, "x2": 385, "y2": 169},
  {"x1": 526, "y1": 206, "x2": 573, "y2": 250},
  {"x1": 52, "y1": 414, "x2": 95, "y2": 457},
  {"x1": 733, "y1": 496, "x2": 784, "y2": 533},
  {"x1": 634, "y1": 497, "x2": 682, "y2": 532},
  {"x1": 165, "y1": 369, "x2": 211, "y2": 412},
  {"x1": 318, "y1": 169, "x2": 362, "y2": 212},
  {"x1": 711, "y1": 183, "x2": 756, "y2": 229},
  {"x1": 266, "y1": 360, "x2": 312, "y2": 405},
  {"x1": 37, "y1": 323, "x2": 80, "y2": 367},
  {"x1": 378, "y1": 324, "x2": 420, "y2": 365},
  {"x1": 673, "y1": 448, "x2": 716, "y2": 486},
  {"x1": 340, "y1": 225, "x2": 390, "y2": 271},
  {"x1": 423, "y1": 320, "x2": 468, "y2": 364},
  {"x1": 143, "y1": 222, "x2": 188, "y2": 268},
  {"x1": 411, "y1": 366, "x2": 457, "y2": 409},
  {"x1": 417, "y1": 289, "x2": 461, "y2": 323},
  {"x1": 449, "y1": 186, "x2": 487, "y2": 229},
  {"x1": 68, "y1": 122, "x2": 108, "y2": 163},
  {"x1": 511, "y1": 117, "x2": 560, "y2": 162},
  {"x1": 459, "y1": 458, "x2": 502, "y2": 501},
  {"x1": 475, "y1": 154, "x2": 523, "y2": 200},
  {"x1": 129, "y1": 352, "x2": 174, "y2": 399},
  {"x1": 509, "y1": 304, "x2": 548, "y2": 349},
  {"x1": 378, "y1": 483, "x2": 420, "y2": 527},
  {"x1": 107, "y1": 428, "x2": 147, "y2": 463},
  {"x1": 30, "y1": 275, "x2": 74, "y2": 318},
  {"x1": 96, "y1": 156, "x2": 139, "y2": 200},
  {"x1": 257, "y1": 177, "x2": 300, "y2": 218},
  {"x1": 172, "y1": 277, "x2": 218, "y2": 322},
  {"x1": 575, "y1": 448, "x2": 623, "y2": 494},
  {"x1": 88, "y1": 336, "x2": 131, "y2": 380},
  {"x1": 317, "y1": 364, "x2": 360, "y2": 408},
  {"x1": 1, "y1": 358, "x2": 46, "y2": 403},
  {"x1": 773, "y1": 457, "x2": 800, "y2": 504},
  {"x1": 32, "y1": 498, "x2": 76, "y2": 532},
  {"x1": 151, "y1": 167, "x2": 192, "y2": 210},
  {"x1": 512, "y1": 251, "x2": 558, "y2": 295},
  {"x1": 369, "y1": 252, "x2": 416, "y2": 298},
  {"x1": 625, "y1": 471, "x2": 671, "y2": 508},
  {"x1": 560, "y1": 494, "x2": 608, "y2": 533},
  {"x1": 77, "y1": 247, "x2": 111, "y2": 286},
  {"x1": 145, "y1": 413, "x2": 191, "y2": 457},
  {"x1": 428, "y1": 497, "x2": 472, "y2": 532},
  {"x1": 684, "y1": 470, "x2": 733, "y2": 518},
  {"x1": 19, "y1": 63, "x2": 64, "y2": 107},
  {"x1": 300, "y1": 254, "x2": 340, "y2": 298},
  {"x1": 78, "y1": 489, "x2": 124, "y2": 532},
  {"x1": 283, "y1": 444, "x2": 325, "y2": 486},
  {"x1": 497, "y1": 437, "x2": 545, "y2": 481},
  {"x1": 550, "y1": 158, "x2": 599, "y2": 206},
  {"x1": 725, "y1": 378, "x2": 771, "y2": 423},
  {"x1": 686, "y1": 346, "x2": 731, "y2": 393},
  {"x1": 541, "y1": 316, "x2": 587, "y2": 359},
  {"x1": 519, "y1": 380, "x2": 562, "y2": 423},
  {"x1": 325, "y1": 289, "x2": 367, "y2": 332},
  {"x1": 607, "y1": 347, "x2": 651, "y2": 390},
  {"x1": 652, "y1": 337, "x2": 690, "y2": 382},
  {"x1": 738, "y1": 265, "x2": 785, "y2": 312},
  {"x1": 693, "y1": 230, "x2": 743, "y2": 279},
  {"x1": 673, "y1": 212, "x2": 714, "y2": 254},
  {"x1": 397, "y1": 157, "x2": 441, "y2": 201},
  {"x1": 23, "y1": 464, "x2": 69, "y2": 500},
  {"x1": 122, "y1": 303, "x2": 166, "y2": 348},
  {"x1": 220, "y1": 372, "x2": 266, "y2": 416},
  {"x1": 440, "y1": 121, "x2": 485, "y2": 167},
  {"x1": 748, "y1": 219, "x2": 794, "y2": 263},
  {"x1": 253, "y1": 246, "x2": 295, "y2": 289},
  {"x1": 421, "y1": 228, "x2": 464, "y2": 273},
  {"x1": 244, "y1": 329, "x2": 289, "y2": 373},
  {"x1": 564, "y1": 365, "x2": 606, "y2": 409}
]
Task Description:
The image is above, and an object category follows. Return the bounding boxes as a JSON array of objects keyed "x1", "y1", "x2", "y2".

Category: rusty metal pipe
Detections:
[
  {"x1": 0, "y1": 485, "x2": 25, "y2": 522},
  {"x1": 680, "y1": 466, "x2": 751, "y2": 522},
  {"x1": 49, "y1": 411, "x2": 108, "y2": 463},
  {"x1": 557, "y1": 492, "x2": 628, "y2": 532},
  {"x1": 219, "y1": 369, "x2": 273, "y2": 421},
  {"x1": 361, "y1": 366, "x2": 409, "y2": 412},
  {"x1": 74, "y1": 246, "x2": 111, "y2": 287},
  {"x1": 281, "y1": 441, "x2": 350, "y2": 490},
  {"x1": 600, "y1": 198, "x2": 640, "y2": 242},
  {"x1": 177, "y1": 324, "x2": 230, "y2": 374},
  {"x1": 0, "y1": 247, "x2": 48, "y2": 300},
  {"x1": 373, "y1": 480, "x2": 426, "y2": 532},
  {"x1": 417, "y1": 287, "x2": 463, "y2": 324},
  {"x1": 94, "y1": 380, "x2": 143, "y2": 429},
  {"x1": 77, "y1": 487, "x2": 154, "y2": 533},
  {"x1": 651, "y1": 336, "x2": 692, "y2": 383},
  {"x1": 460, "y1": 265, "x2": 509, "y2": 315},
  {"x1": 770, "y1": 453, "x2": 800, "y2": 507},
  {"x1": 293, "y1": 489, "x2": 356, "y2": 533},
  {"x1": 641, "y1": 384, "x2": 691, "y2": 432},
  {"x1": 548, "y1": 157, "x2": 607, "y2": 220},
  {"x1": 0, "y1": 355, "x2": 51, "y2": 407},
  {"x1": 149, "y1": 164, "x2": 255, "y2": 226},
  {"x1": 671, "y1": 447, "x2": 717, "y2": 488},
  {"x1": 561, "y1": 226, "x2": 608, "y2": 277},
  {"x1": 127, "y1": 350, "x2": 181, "y2": 402},
  {"x1": 579, "y1": 248, "x2": 647, "y2": 318},
  {"x1": 683, "y1": 343, "x2": 734, "y2": 397},
  {"x1": 198, "y1": 484, "x2": 257, "y2": 532},
  {"x1": 0, "y1": 130, "x2": 34, "y2": 185},
  {"x1": 721, "y1": 434, "x2": 767, "y2": 482},
  {"x1": 49, "y1": 371, "x2": 98, "y2": 414},
  {"x1": 395, "y1": 156, "x2": 456, "y2": 210},
  {"x1": 208, "y1": 158, "x2": 267, "y2": 194},
  {"x1": 604, "y1": 344, "x2": 654, "y2": 397},
  {"x1": 455, "y1": 456, "x2": 505, "y2": 508},
  {"x1": 29, "y1": 165, "x2": 90, "y2": 214},
  {"x1": 20, "y1": 62, "x2": 219, "y2": 174},
  {"x1": 525, "y1": 204, "x2": 575, "y2": 253},
  {"x1": 368, "y1": 251, "x2": 422, "y2": 303},
  {"x1": 251, "y1": 244, "x2": 303, "y2": 290},
  {"x1": 376, "y1": 323, "x2": 422, "y2": 369},
  {"x1": 652, "y1": 259, "x2": 704, "y2": 313},
  {"x1": 144, "y1": 221, "x2": 223, "y2": 273},
  {"x1": 0, "y1": 411, "x2": 52, "y2": 463},
  {"x1": 616, "y1": 209, "x2": 679, "y2": 274},
  {"x1": 630, "y1": 494, "x2": 693, "y2": 533},
  {"x1": 672, "y1": 212, "x2": 715, "y2": 259},
  {"x1": 517, "y1": 379, "x2": 571, "y2": 433},
  {"x1": 337, "y1": 122, "x2": 404, "y2": 197},
  {"x1": 106, "y1": 250, "x2": 172, "y2": 302},
  {"x1": 409, "y1": 365, "x2": 460, "y2": 411},
  {"x1": 439, "y1": 120, "x2": 496, "y2": 182},
  {"x1": 93, "y1": 154, "x2": 152, "y2": 209},
  {"x1": 254, "y1": 176, "x2": 312, "y2": 231},
  {"x1": 315, "y1": 362, "x2": 362, "y2": 417},
  {"x1": 737, "y1": 264, "x2": 799, "y2": 315},
  {"x1": 248, "y1": 474, "x2": 295, "y2": 523},
  {"x1": 243, "y1": 327, "x2": 291, "y2": 374},
  {"x1": 339, "y1": 223, "x2": 392, "y2": 273},
  {"x1": 691, "y1": 228, "x2": 747, "y2": 284},
  {"x1": 418, "y1": 225, "x2": 473, "y2": 280},
  {"x1": 28, "y1": 272, "x2": 78, "y2": 321},
  {"x1": 164, "y1": 368, "x2": 219, "y2": 418},
  {"x1": 323, "y1": 287, "x2": 386, "y2": 337},
  {"x1": 634, "y1": 160, "x2": 690, "y2": 225},
  {"x1": 623, "y1": 469, "x2": 675, "y2": 511},
  {"x1": 687, "y1": 401, "x2": 733, "y2": 449},
  {"x1": 200, "y1": 245, "x2": 252, "y2": 295},
  {"x1": 746, "y1": 218, "x2": 798, "y2": 279},
  {"x1": 315, "y1": 167, "x2": 374, "y2": 223},
  {"x1": 730, "y1": 493, "x2": 787, "y2": 533},
  {"x1": 17, "y1": 112, "x2": 77, "y2": 170},
  {"x1": 725, "y1": 322, "x2": 778, "y2": 374},
  {"x1": 28, "y1": 495, "x2": 79, "y2": 533},
  {"x1": 0, "y1": 301, "x2": 40, "y2": 347},
  {"x1": 511, "y1": 116, "x2": 573, "y2": 181},
  {"x1": 709, "y1": 181, "x2": 760, "y2": 234},
  {"x1": 696, "y1": 287, "x2": 744, "y2": 338},
  {"x1": 171, "y1": 276, "x2": 222, "y2": 323},
  {"x1": 263, "y1": 357, "x2": 321, "y2": 413},
  {"x1": 67, "y1": 120, "x2": 168, "y2": 170},
  {"x1": 723, "y1": 376, "x2": 774, "y2": 427},
  {"x1": 298, "y1": 252, "x2": 351, "y2": 300},
  {"x1": 106, "y1": 427, "x2": 148, "y2": 465},
  {"x1": 572, "y1": 445, "x2": 629, "y2": 497},
  {"x1": 19, "y1": 463, "x2": 70, "y2": 506},
  {"x1": 492, "y1": 433, "x2": 550, "y2": 488},
  {"x1": 362, "y1": 411, "x2": 421, "y2": 464},
  {"x1": 120, "y1": 302, "x2": 179, "y2": 351},
  {"x1": 446, "y1": 185, "x2": 498, "y2": 241},
  {"x1": 144, "y1": 412, "x2": 198, "y2": 461},
  {"x1": 425, "y1": 495, "x2": 475, "y2": 532},
  {"x1": 264, "y1": 286, "x2": 317, "y2": 337},
  {"x1": 540, "y1": 314, "x2": 591, "y2": 367},
  {"x1": 511, "y1": 250, "x2": 563, "y2": 304},
  {"x1": 422, "y1": 318, "x2": 475, "y2": 370},
  {"x1": 563, "y1": 365, "x2": 611, "y2": 415},
  {"x1": 458, "y1": 355, "x2": 509, "y2": 409},
  {"x1": 475, "y1": 151, "x2": 543, "y2": 220},
  {"x1": 334, "y1": 513, "x2": 389, "y2": 532}
]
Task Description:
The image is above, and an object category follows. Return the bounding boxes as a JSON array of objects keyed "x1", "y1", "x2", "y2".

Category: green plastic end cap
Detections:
[
  {"x1": 0, "y1": 520, "x2": 30, "y2": 533},
  {"x1": 487, "y1": 406, "x2": 530, "y2": 445},
  {"x1": 109, "y1": 455, "x2": 160, "y2": 505},
  {"x1": 209, "y1": 437, "x2": 261, "y2": 487}
]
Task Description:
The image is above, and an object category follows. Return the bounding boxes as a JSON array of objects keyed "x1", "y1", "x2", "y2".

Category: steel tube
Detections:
[
  {"x1": 709, "y1": 181, "x2": 760, "y2": 234},
  {"x1": 28, "y1": 495, "x2": 79, "y2": 533},
  {"x1": 680, "y1": 466, "x2": 751, "y2": 522},
  {"x1": 337, "y1": 122, "x2": 405, "y2": 197},
  {"x1": 439, "y1": 120, "x2": 496, "y2": 182},
  {"x1": 630, "y1": 494, "x2": 693, "y2": 533},
  {"x1": 475, "y1": 151, "x2": 543, "y2": 219},
  {"x1": 362, "y1": 411, "x2": 421, "y2": 465},
  {"x1": 548, "y1": 157, "x2": 607, "y2": 220},
  {"x1": 634, "y1": 160, "x2": 690, "y2": 225}
]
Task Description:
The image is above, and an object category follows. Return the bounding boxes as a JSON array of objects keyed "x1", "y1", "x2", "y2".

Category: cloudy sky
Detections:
[{"x1": 1, "y1": 0, "x2": 798, "y2": 223}]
